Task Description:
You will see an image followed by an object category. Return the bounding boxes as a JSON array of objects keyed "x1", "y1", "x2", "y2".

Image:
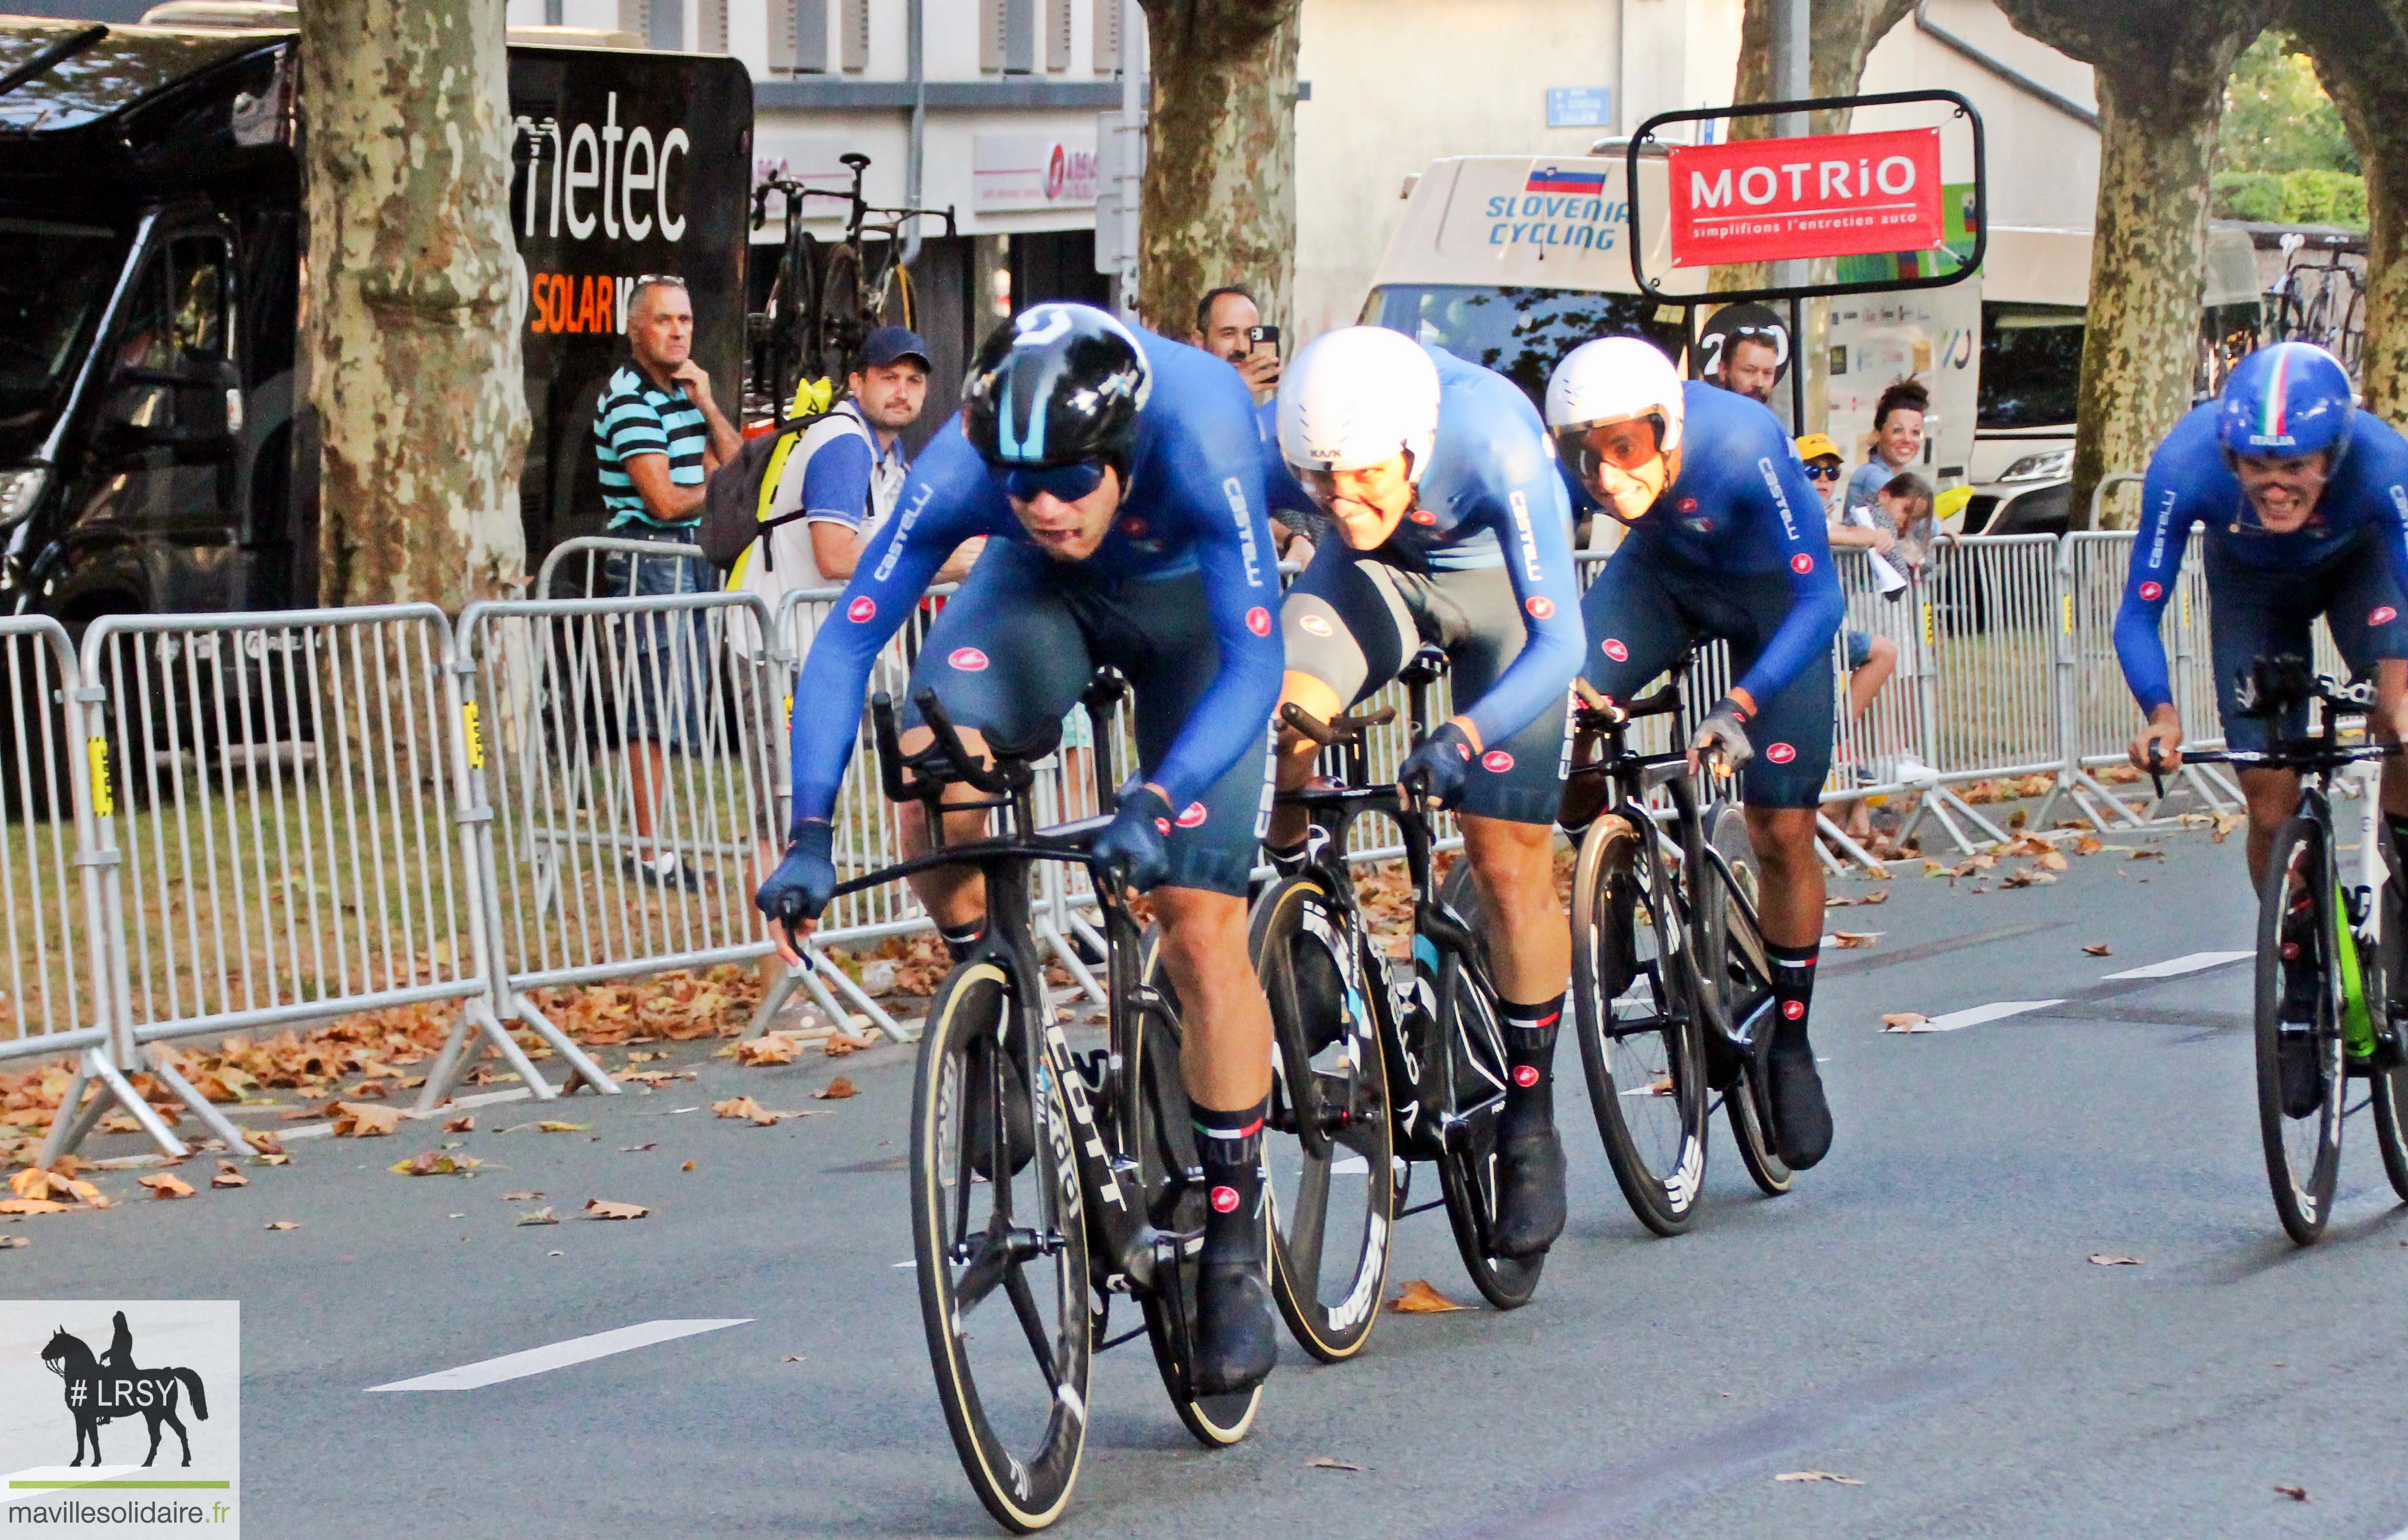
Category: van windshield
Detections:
[
  {"x1": 1978, "y1": 302, "x2": 2084, "y2": 432},
  {"x1": 1362, "y1": 284, "x2": 1688, "y2": 412},
  {"x1": 0, "y1": 216, "x2": 126, "y2": 460}
]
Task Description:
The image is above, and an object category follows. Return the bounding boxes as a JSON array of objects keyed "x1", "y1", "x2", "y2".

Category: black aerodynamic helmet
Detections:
[{"x1": 961, "y1": 303, "x2": 1152, "y2": 472}]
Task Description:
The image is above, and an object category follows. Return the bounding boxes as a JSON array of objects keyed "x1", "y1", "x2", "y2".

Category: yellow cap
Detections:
[
  {"x1": 1794, "y1": 433, "x2": 1842, "y2": 463},
  {"x1": 1935, "y1": 484, "x2": 1975, "y2": 520}
]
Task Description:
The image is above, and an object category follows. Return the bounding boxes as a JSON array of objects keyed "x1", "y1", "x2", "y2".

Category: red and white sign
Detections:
[
  {"x1": 1667, "y1": 127, "x2": 1944, "y2": 268},
  {"x1": 973, "y1": 131, "x2": 1099, "y2": 212}
]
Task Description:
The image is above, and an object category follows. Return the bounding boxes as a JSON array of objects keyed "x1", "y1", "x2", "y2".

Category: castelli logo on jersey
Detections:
[
  {"x1": 846, "y1": 596, "x2": 876, "y2": 623},
  {"x1": 947, "y1": 647, "x2": 989, "y2": 671},
  {"x1": 1783, "y1": 999, "x2": 1804, "y2": 1019},
  {"x1": 1119, "y1": 515, "x2": 1149, "y2": 538},
  {"x1": 2137, "y1": 581, "x2": 2163, "y2": 603},
  {"x1": 1300, "y1": 613, "x2": 1334, "y2": 637},
  {"x1": 1525, "y1": 596, "x2": 1555, "y2": 620},
  {"x1": 1246, "y1": 606, "x2": 1272, "y2": 637},
  {"x1": 1177, "y1": 802, "x2": 1209, "y2": 828},
  {"x1": 1411, "y1": 509, "x2": 1439, "y2": 525},
  {"x1": 1512, "y1": 1064, "x2": 1540, "y2": 1088},
  {"x1": 1210, "y1": 1185, "x2": 1240, "y2": 1214},
  {"x1": 1603, "y1": 638, "x2": 1629, "y2": 662},
  {"x1": 2375, "y1": 606, "x2": 2399, "y2": 626},
  {"x1": 1790, "y1": 553, "x2": 1814, "y2": 574},
  {"x1": 1154, "y1": 816, "x2": 1172, "y2": 835},
  {"x1": 1482, "y1": 749, "x2": 1514, "y2": 772},
  {"x1": 1678, "y1": 497, "x2": 1698, "y2": 513},
  {"x1": 1765, "y1": 742, "x2": 1797, "y2": 764}
]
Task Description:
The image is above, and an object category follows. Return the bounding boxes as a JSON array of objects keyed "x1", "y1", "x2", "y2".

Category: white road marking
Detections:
[
  {"x1": 366, "y1": 1319, "x2": 751, "y2": 1392},
  {"x1": 2101, "y1": 951, "x2": 2251, "y2": 982},
  {"x1": 1917, "y1": 1000, "x2": 2065, "y2": 1034},
  {"x1": 1329, "y1": 1155, "x2": 1369, "y2": 1175}
]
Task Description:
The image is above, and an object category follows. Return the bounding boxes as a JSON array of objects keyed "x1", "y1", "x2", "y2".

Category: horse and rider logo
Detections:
[{"x1": 40, "y1": 1310, "x2": 211, "y2": 1467}]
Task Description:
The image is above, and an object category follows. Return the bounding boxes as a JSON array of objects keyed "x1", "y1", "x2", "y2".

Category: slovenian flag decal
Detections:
[{"x1": 1525, "y1": 165, "x2": 1608, "y2": 195}]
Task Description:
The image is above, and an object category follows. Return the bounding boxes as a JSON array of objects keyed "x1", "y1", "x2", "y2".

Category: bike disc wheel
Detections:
[
  {"x1": 1136, "y1": 935, "x2": 1264, "y2": 1445},
  {"x1": 2256, "y1": 817, "x2": 2345, "y2": 1245},
  {"x1": 910, "y1": 959, "x2": 1091, "y2": 1533},
  {"x1": 1569, "y1": 813, "x2": 1709, "y2": 1234},
  {"x1": 1250, "y1": 873, "x2": 1396, "y2": 1362},
  {"x1": 1700, "y1": 803, "x2": 1793, "y2": 1197}
]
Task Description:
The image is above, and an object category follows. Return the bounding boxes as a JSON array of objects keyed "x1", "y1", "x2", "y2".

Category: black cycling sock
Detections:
[
  {"x1": 1500, "y1": 995, "x2": 1564, "y2": 1136},
  {"x1": 1768, "y1": 939, "x2": 1819, "y2": 1042},
  {"x1": 939, "y1": 921, "x2": 984, "y2": 964},
  {"x1": 1192, "y1": 1099, "x2": 1268, "y2": 1263}
]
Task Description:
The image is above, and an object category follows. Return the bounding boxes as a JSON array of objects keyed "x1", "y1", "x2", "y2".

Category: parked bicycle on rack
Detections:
[
  {"x1": 1255, "y1": 647, "x2": 1548, "y2": 1318},
  {"x1": 748, "y1": 151, "x2": 957, "y2": 417},
  {"x1": 2149, "y1": 657, "x2": 2408, "y2": 1245},
  {"x1": 829, "y1": 682, "x2": 1258, "y2": 1531}
]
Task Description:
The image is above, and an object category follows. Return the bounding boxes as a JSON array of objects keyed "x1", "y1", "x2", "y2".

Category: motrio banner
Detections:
[
  {"x1": 1667, "y1": 125, "x2": 1944, "y2": 269},
  {"x1": 1624, "y1": 88, "x2": 1985, "y2": 308}
]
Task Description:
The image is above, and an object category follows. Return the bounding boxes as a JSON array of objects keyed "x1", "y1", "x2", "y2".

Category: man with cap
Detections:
[{"x1": 731, "y1": 326, "x2": 982, "y2": 616}]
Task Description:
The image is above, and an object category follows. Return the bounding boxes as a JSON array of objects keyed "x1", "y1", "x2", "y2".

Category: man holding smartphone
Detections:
[{"x1": 1193, "y1": 285, "x2": 1282, "y2": 401}]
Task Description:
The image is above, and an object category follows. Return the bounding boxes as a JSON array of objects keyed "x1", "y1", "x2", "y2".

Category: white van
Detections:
[{"x1": 1361, "y1": 152, "x2": 2265, "y2": 535}]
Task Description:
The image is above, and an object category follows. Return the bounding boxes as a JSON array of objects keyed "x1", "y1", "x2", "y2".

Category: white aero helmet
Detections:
[
  {"x1": 1545, "y1": 335, "x2": 1686, "y2": 458},
  {"x1": 1277, "y1": 325, "x2": 1442, "y2": 475}
]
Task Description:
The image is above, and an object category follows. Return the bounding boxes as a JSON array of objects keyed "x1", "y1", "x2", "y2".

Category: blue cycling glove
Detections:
[
  {"x1": 1400, "y1": 722, "x2": 1478, "y2": 810},
  {"x1": 756, "y1": 821, "x2": 837, "y2": 928},
  {"x1": 1096, "y1": 783, "x2": 1175, "y2": 892}
]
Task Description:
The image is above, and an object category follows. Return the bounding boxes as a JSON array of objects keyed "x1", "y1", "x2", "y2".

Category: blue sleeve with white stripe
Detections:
[
  {"x1": 2113, "y1": 408, "x2": 2216, "y2": 716},
  {"x1": 1449, "y1": 384, "x2": 1585, "y2": 748}
]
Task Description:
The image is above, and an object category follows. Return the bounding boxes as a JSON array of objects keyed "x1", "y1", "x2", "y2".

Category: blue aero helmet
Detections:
[{"x1": 2218, "y1": 341, "x2": 2355, "y2": 463}]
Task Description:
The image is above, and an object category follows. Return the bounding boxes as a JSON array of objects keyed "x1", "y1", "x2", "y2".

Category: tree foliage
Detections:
[
  {"x1": 2285, "y1": 0, "x2": 2408, "y2": 419},
  {"x1": 2218, "y1": 29, "x2": 2359, "y2": 177}
]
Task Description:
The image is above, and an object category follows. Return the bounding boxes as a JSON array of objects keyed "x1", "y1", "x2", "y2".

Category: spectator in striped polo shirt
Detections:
[{"x1": 593, "y1": 276, "x2": 741, "y2": 888}]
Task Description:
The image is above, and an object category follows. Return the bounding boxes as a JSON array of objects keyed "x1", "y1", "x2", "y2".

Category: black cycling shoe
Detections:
[
  {"x1": 1191, "y1": 1260, "x2": 1278, "y2": 1396},
  {"x1": 1490, "y1": 1116, "x2": 1568, "y2": 1258},
  {"x1": 1764, "y1": 1024, "x2": 1834, "y2": 1170},
  {"x1": 2276, "y1": 1029, "x2": 2326, "y2": 1120},
  {"x1": 964, "y1": 1034, "x2": 1035, "y2": 1179}
]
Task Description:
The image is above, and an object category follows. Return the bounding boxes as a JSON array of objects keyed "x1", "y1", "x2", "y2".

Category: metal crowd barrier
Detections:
[{"x1": 24, "y1": 517, "x2": 2378, "y2": 1158}]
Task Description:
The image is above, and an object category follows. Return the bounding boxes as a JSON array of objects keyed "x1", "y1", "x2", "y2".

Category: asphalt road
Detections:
[{"x1": 11, "y1": 810, "x2": 2408, "y2": 1539}]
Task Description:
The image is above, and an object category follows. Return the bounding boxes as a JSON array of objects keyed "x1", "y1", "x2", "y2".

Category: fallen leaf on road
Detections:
[
  {"x1": 332, "y1": 1101, "x2": 400, "y2": 1138},
  {"x1": 825, "y1": 1030, "x2": 877, "y2": 1057},
  {"x1": 0, "y1": 1235, "x2": 25, "y2": 1248},
  {"x1": 584, "y1": 1199, "x2": 648, "y2": 1221},
  {"x1": 2274, "y1": 1485, "x2": 2309, "y2": 1502},
  {"x1": 444, "y1": 1115, "x2": 475, "y2": 1133},
  {"x1": 0, "y1": 1198, "x2": 71, "y2": 1215},
  {"x1": 500, "y1": 1190, "x2": 544, "y2": 1202},
  {"x1": 2000, "y1": 869, "x2": 2057, "y2": 889},
  {"x1": 712, "y1": 1096, "x2": 803, "y2": 1125},
  {"x1": 515, "y1": 1206, "x2": 559, "y2": 1226},
  {"x1": 2083, "y1": 943, "x2": 2113, "y2": 957},
  {"x1": 1830, "y1": 931, "x2": 1879, "y2": 949},
  {"x1": 2086, "y1": 1253, "x2": 2144, "y2": 1266},
  {"x1": 628, "y1": 1051, "x2": 660, "y2": 1062},
  {"x1": 391, "y1": 1151, "x2": 482, "y2": 1178},
  {"x1": 264, "y1": 1220, "x2": 300, "y2": 1230},
  {"x1": 2128, "y1": 847, "x2": 2164, "y2": 861},
  {"x1": 254, "y1": 1152, "x2": 291, "y2": 1166},
  {"x1": 1647, "y1": 1076, "x2": 1674, "y2": 1097},
  {"x1": 1776, "y1": 1471, "x2": 1863, "y2": 1486},
  {"x1": 1306, "y1": 1457, "x2": 1365, "y2": 1472},
  {"x1": 211, "y1": 1163, "x2": 248, "y2": 1189},
  {"x1": 535, "y1": 1120, "x2": 590, "y2": 1133},
  {"x1": 2075, "y1": 835, "x2": 2104, "y2": 855},
  {"x1": 735, "y1": 1032, "x2": 800, "y2": 1067},
  {"x1": 1921, "y1": 861, "x2": 1951, "y2": 878},
  {"x1": 1392, "y1": 1278, "x2": 1469, "y2": 1314},
  {"x1": 681, "y1": 1160, "x2": 696, "y2": 1171},
  {"x1": 138, "y1": 1173, "x2": 195, "y2": 1200},
  {"x1": 1881, "y1": 1013, "x2": 1931, "y2": 1033},
  {"x1": 246, "y1": 1132, "x2": 285, "y2": 1156},
  {"x1": 2035, "y1": 850, "x2": 2069, "y2": 872},
  {"x1": 782, "y1": 1354, "x2": 805, "y2": 1363},
  {"x1": 2214, "y1": 814, "x2": 2247, "y2": 843},
  {"x1": 817, "y1": 1077, "x2": 859, "y2": 1101},
  {"x1": 618, "y1": 1143, "x2": 657, "y2": 1153}
]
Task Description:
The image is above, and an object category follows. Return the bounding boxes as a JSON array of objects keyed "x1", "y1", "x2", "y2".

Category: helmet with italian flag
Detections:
[{"x1": 2218, "y1": 341, "x2": 2354, "y2": 462}]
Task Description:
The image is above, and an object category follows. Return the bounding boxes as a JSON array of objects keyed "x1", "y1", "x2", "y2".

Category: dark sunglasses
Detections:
[
  {"x1": 999, "y1": 460, "x2": 1109, "y2": 503},
  {"x1": 1804, "y1": 463, "x2": 1843, "y2": 482}
]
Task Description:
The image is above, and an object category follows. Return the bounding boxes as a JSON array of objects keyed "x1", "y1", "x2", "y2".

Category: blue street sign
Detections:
[{"x1": 1546, "y1": 87, "x2": 1612, "y2": 129}]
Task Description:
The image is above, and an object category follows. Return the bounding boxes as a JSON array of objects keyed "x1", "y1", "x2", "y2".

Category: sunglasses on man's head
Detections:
[{"x1": 999, "y1": 460, "x2": 1109, "y2": 503}]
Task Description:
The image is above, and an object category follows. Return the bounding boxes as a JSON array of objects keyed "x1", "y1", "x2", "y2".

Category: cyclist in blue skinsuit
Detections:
[
  {"x1": 1260, "y1": 326, "x2": 1587, "y2": 1258},
  {"x1": 1546, "y1": 335, "x2": 1845, "y2": 1170},
  {"x1": 2115, "y1": 341, "x2": 2408, "y2": 1117},
  {"x1": 755, "y1": 303, "x2": 1287, "y2": 1396}
]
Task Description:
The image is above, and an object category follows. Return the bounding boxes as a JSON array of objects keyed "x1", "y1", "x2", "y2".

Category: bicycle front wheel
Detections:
[
  {"x1": 1427, "y1": 865, "x2": 1545, "y2": 1308},
  {"x1": 2256, "y1": 816, "x2": 2346, "y2": 1245},
  {"x1": 1250, "y1": 873, "x2": 1396, "y2": 1363},
  {"x1": 910, "y1": 958, "x2": 1091, "y2": 1533},
  {"x1": 1571, "y1": 812, "x2": 1709, "y2": 1234}
]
